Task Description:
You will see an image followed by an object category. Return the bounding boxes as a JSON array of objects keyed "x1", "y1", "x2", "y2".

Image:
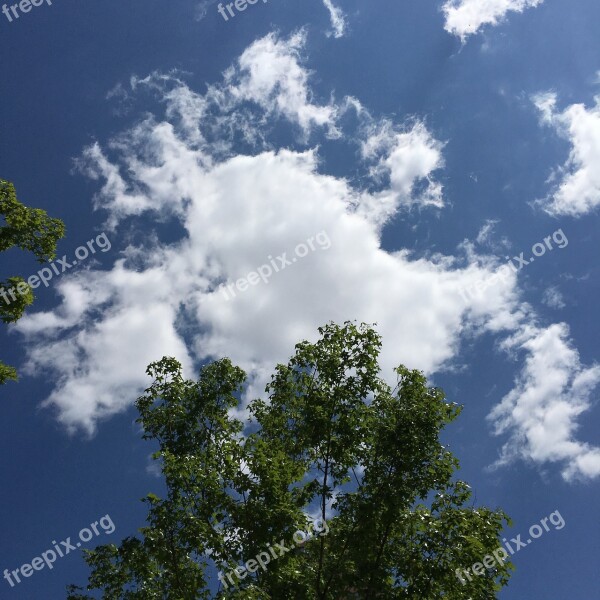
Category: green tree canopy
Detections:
[
  {"x1": 0, "y1": 178, "x2": 65, "y2": 384},
  {"x1": 68, "y1": 322, "x2": 512, "y2": 599}
]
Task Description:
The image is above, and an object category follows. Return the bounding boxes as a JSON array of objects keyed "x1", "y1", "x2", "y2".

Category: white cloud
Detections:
[
  {"x1": 489, "y1": 324, "x2": 600, "y2": 481},
  {"x1": 542, "y1": 286, "x2": 565, "y2": 309},
  {"x1": 473, "y1": 219, "x2": 512, "y2": 254},
  {"x1": 321, "y1": 0, "x2": 347, "y2": 38},
  {"x1": 475, "y1": 219, "x2": 499, "y2": 245},
  {"x1": 533, "y1": 92, "x2": 600, "y2": 217},
  {"x1": 12, "y1": 33, "x2": 600, "y2": 482},
  {"x1": 228, "y1": 31, "x2": 339, "y2": 139},
  {"x1": 356, "y1": 120, "x2": 446, "y2": 226},
  {"x1": 443, "y1": 0, "x2": 544, "y2": 42}
]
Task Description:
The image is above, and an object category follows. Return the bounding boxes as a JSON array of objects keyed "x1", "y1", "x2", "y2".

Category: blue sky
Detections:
[{"x1": 1, "y1": 0, "x2": 599, "y2": 597}]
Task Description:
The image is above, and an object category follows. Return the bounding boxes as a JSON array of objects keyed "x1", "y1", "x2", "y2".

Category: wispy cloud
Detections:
[
  {"x1": 542, "y1": 286, "x2": 566, "y2": 310},
  {"x1": 322, "y1": 0, "x2": 347, "y2": 38},
  {"x1": 195, "y1": 0, "x2": 218, "y2": 21}
]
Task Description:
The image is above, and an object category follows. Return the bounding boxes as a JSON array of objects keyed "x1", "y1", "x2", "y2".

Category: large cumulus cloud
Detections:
[{"x1": 13, "y1": 32, "x2": 600, "y2": 482}]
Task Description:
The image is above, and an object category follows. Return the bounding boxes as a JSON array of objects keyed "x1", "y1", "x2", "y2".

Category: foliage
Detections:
[
  {"x1": 68, "y1": 322, "x2": 512, "y2": 599},
  {"x1": 0, "y1": 179, "x2": 65, "y2": 383}
]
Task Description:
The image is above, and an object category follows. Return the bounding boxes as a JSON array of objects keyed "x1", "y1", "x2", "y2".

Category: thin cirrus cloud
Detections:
[
  {"x1": 533, "y1": 91, "x2": 600, "y2": 217},
  {"x1": 195, "y1": 0, "x2": 217, "y2": 21},
  {"x1": 13, "y1": 31, "x2": 600, "y2": 482},
  {"x1": 442, "y1": 0, "x2": 545, "y2": 41},
  {"x1": 542, "y1": 286, "x2": 566, "y2": 310},
  {"x1": 321, "y1": 0, "x2": 347, "y2": 38}
]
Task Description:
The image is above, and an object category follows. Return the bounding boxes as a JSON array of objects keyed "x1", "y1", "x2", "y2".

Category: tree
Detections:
[
  {"x1": 67, "y1": 322, "x2": 513, "y2": 599},
  {"x1": 0, "y1": 178, "x2": 65, "y2": 384}
]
